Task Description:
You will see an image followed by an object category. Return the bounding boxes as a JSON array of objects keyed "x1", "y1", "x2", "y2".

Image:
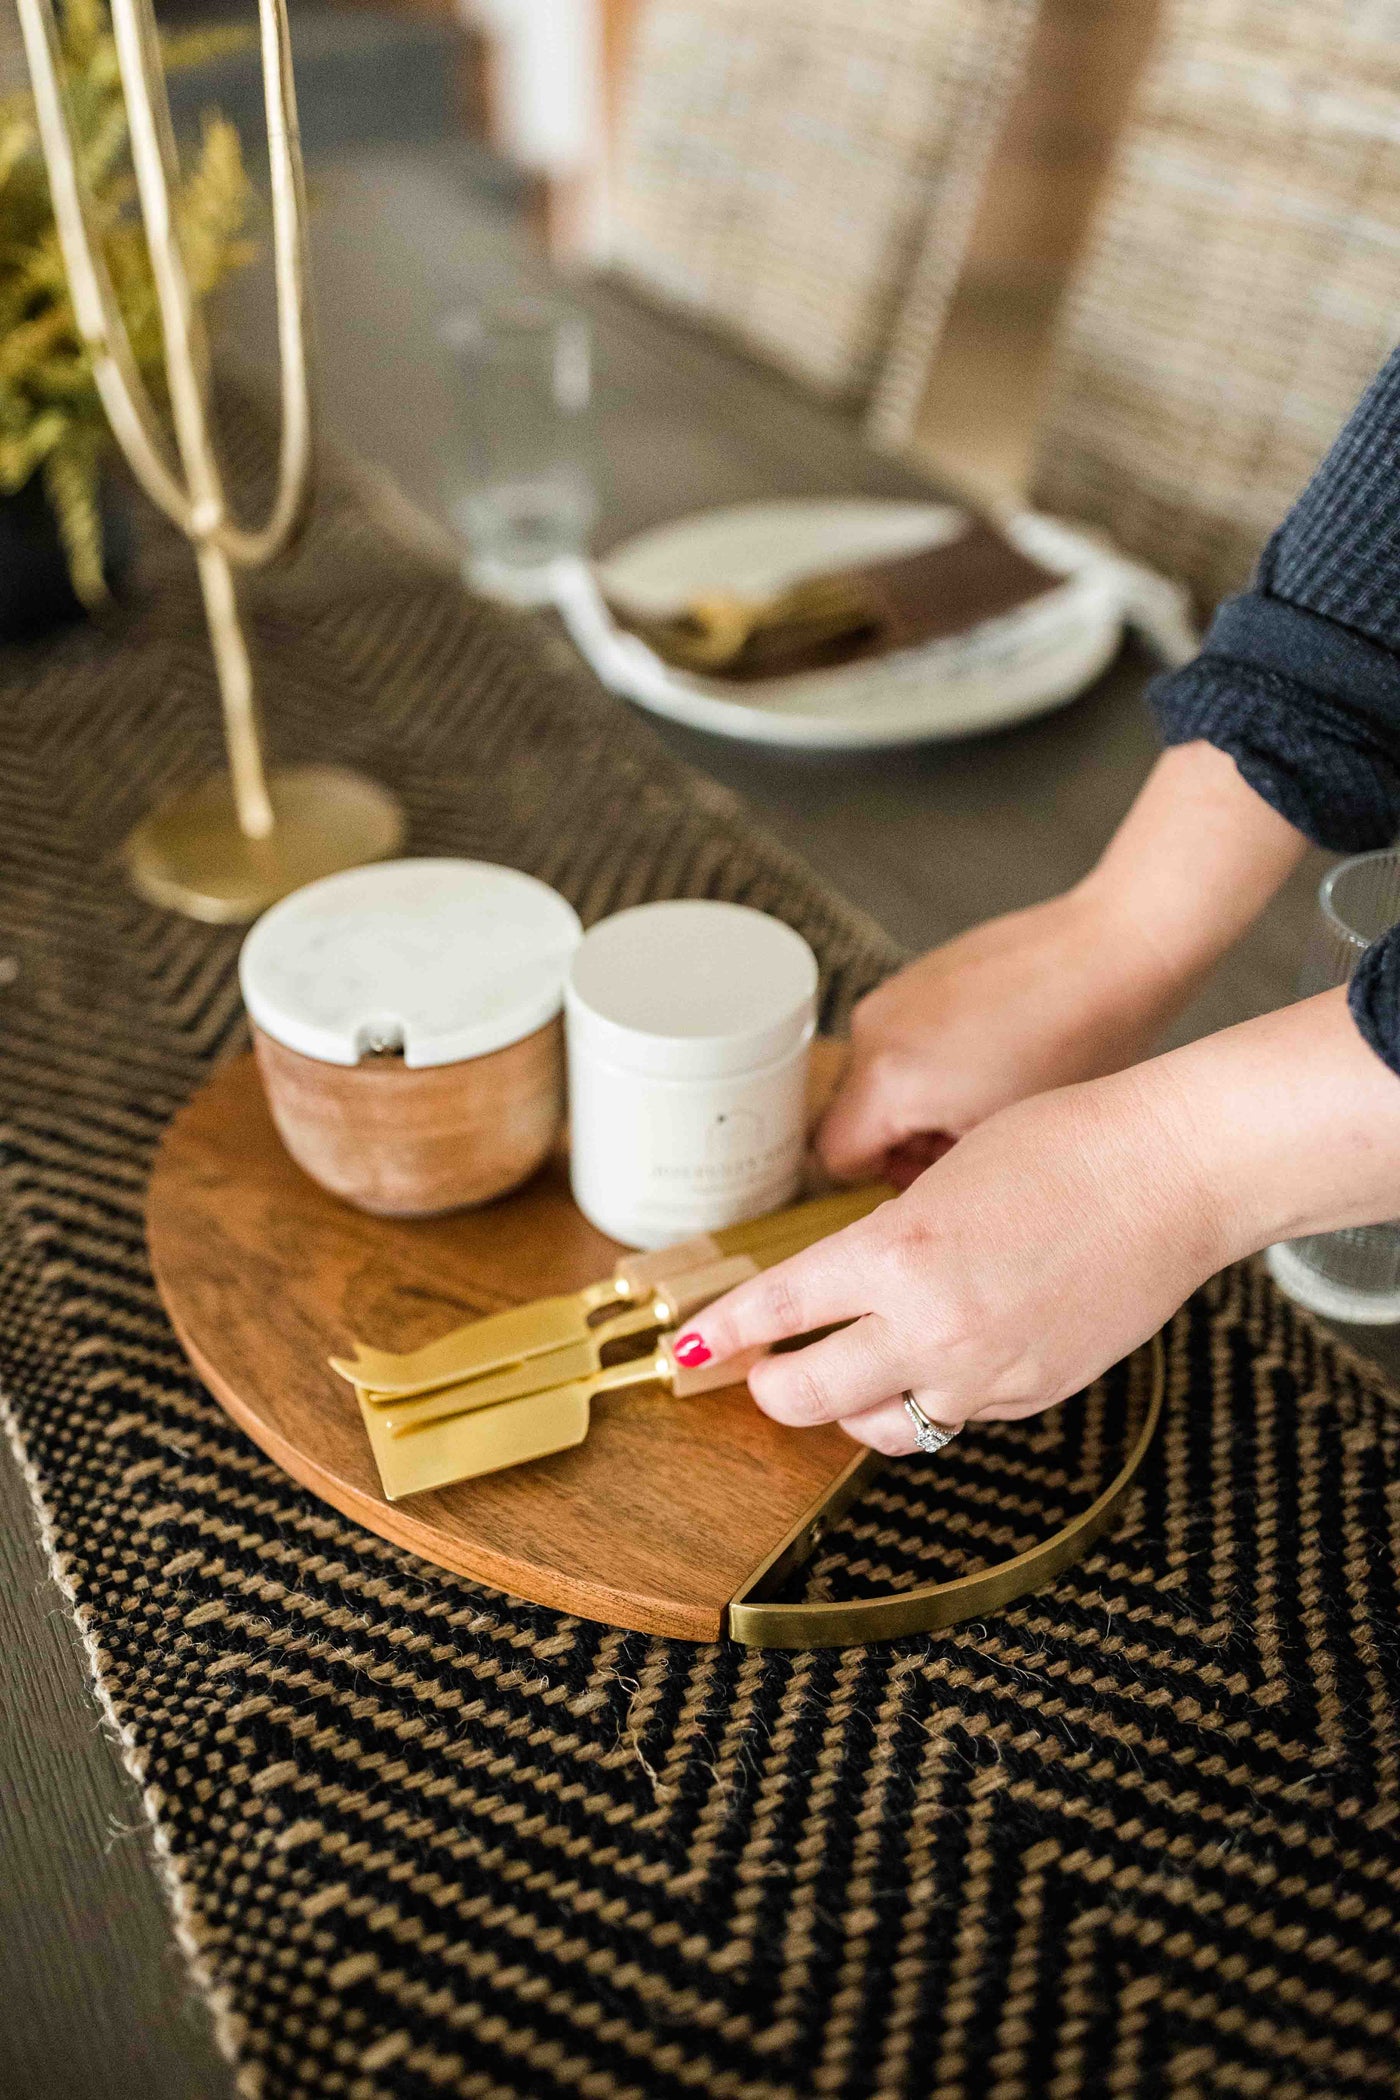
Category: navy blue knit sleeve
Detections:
[
  {"x1": 1147, "y1": 593, "x2": 1400, "y2": 851},
  {"x1": 1349, "y1": 927, "x2": 1400, "y2": 1078},
  {"x1": 1145, "y1": 346, "x2": 1400, "y2": 1076},
  {"x1": 1148, "y1": 345, "x2": 1400, "y2": 854}
]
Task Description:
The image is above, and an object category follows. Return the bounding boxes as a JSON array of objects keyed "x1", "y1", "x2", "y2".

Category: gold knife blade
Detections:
[{"x1": 332, "y1": 1182, "x2": 891, "y2": 1397}]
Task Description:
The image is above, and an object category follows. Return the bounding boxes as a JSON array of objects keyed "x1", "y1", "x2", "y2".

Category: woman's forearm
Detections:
[
  {"x1": 1078, "y1": 739, "x2": 1308, "y2": 1004},
  {"x1": 1147, "y1": 984, "x2": 1400, "y2": 1259}
]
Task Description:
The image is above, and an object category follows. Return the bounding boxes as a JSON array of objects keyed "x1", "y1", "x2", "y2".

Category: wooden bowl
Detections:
[{"x1": 251, "y1": 1016, "x2": 565, "y2": 1217}]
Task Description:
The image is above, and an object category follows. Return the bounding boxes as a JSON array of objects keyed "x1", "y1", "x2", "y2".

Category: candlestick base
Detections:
[{"x1": 124, "y1": 763, "x2": 406, "y2": 923}]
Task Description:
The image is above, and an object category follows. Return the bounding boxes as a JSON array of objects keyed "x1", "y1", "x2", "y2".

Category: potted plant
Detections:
[{"x1": 0, "y1": 0, "x2": 255, "y2": 638}]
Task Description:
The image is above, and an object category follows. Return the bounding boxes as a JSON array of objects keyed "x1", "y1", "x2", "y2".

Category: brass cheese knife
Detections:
[
  {"x1": 360, "y1": 1334, "x2": 765, "y2": 1501},
  {"x1": 368, "y1": 1251, "x2": 757, "y2": 1434},
  {"x1": 332, "y1": 1182, "x2": 891, "y2": 1398}
]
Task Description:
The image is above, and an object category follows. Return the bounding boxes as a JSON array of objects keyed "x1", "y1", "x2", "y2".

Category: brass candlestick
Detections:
[{"x1": 15, "y1": 0, "x2": 405, "y2": 922}]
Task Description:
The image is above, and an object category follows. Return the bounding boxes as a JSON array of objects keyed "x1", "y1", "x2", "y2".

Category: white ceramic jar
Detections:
[{"x1": 566, "y1": 899, "x2": 818, "y2": 1248}]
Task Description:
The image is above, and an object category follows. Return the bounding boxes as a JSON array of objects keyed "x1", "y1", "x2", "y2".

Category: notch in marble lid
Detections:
[{"x1": 239, "y1": 859, "x2": 583, "y2": 1068}]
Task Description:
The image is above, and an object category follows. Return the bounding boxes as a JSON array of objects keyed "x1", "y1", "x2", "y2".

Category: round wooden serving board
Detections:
[{"x1": 146, "y1": 1049, "x2": 867, "y2": 1642}]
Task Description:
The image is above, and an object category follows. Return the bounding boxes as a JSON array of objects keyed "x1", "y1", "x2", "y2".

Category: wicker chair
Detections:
[
  {"x1": 603, "y1": 0, "x2": 1039, "y2": 415},
  {"x1": 1031, "y1": 0, "x2": 1400, "y2": 605}
]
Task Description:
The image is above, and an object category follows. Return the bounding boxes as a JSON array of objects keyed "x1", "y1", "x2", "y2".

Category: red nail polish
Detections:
[{"x1": 674, "y1": 1332, "x2": 711, "y2": 1368}]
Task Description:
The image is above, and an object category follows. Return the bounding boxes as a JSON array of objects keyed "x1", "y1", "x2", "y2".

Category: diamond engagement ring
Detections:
[{"x1": 903, "y1": 1392, "x2": 961, "y2": 1456}]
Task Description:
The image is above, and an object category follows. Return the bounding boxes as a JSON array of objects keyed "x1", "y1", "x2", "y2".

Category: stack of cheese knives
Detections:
[{"x1": 331, "y1": 1185, "x2": 891, "y2": 1498}]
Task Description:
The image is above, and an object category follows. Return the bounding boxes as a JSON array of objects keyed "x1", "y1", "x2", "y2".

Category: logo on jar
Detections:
[
  {"x1": 653, "y1": 1118, "x2": 800, "y2": 1185},
  {"x1": 707, "y1": 1107, "x2": 763, "y2": 1162}
]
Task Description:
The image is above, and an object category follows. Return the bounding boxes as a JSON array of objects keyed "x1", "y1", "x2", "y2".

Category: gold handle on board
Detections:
[{"x1": 725, "y1": 1334, "x2": 1165, "y2": 1650}]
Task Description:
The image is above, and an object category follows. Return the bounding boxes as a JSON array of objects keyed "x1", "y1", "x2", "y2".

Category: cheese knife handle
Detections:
[
  {"x1": 611, "y1": 1236, "x2": 724, "y2": 1297},
  {"x1": 652, "y1": 1254, "x2": 760, "y2": 1326},
  {"x1": 609, "y1": 1186, "x2": 891, "y2": 1301}
]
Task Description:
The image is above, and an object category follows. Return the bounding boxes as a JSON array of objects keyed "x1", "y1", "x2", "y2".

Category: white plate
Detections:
[{"x1": 551, "y1": 497, "x2": 1196, "y2": 752}]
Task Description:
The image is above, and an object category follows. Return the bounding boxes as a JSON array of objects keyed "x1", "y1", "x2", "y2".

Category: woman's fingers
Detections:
[
  {"x1": 672, "y1": 1222, "x2": 871, "y2": 1369},
  {"x1": 746, "y1": 1312, "x2": 910, "y2": 1428},
  {"x1": 818, "y1": 1048, "x2": 924, "y2": 1179},
  {"x1": 883, "y1": 1129, "x2": 957, "y2": 1189},
  {"x1": 838, "y1": 1387, "x2": 966, "y2": 1454},
  {"x1": 821, "y1": 1063, "x2": 958, "y2": 1186},
  {"x1": 837, "y1": 1392, "x2": 920, "y2": 1453}
]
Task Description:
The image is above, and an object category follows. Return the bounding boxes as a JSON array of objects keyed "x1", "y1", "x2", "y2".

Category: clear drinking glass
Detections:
[
  {"x1": 1266, "y1": 849, "x2": 1400, "y2": 1322},
  {"x1": 442, "y1": 298, "x2": 596, "y2": 602}
]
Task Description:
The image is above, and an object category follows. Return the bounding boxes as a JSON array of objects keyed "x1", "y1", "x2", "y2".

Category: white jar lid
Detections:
[
  {"x1": 566, "y1": 900, "x2": 818, "y2": 1079},
  {"x1": 240, "y1": 859, "x2": 582, "y2": 1068}
]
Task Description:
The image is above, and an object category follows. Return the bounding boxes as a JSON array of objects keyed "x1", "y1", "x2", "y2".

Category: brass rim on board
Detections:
[{"x1": 726, "y1": 1331, "x2": 1166, "y2": 1649}]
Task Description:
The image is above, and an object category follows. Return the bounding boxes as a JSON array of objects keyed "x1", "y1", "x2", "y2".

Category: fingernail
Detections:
[{"x1": 674, "y1": 1332, "x2": 711, "y2": 1368}]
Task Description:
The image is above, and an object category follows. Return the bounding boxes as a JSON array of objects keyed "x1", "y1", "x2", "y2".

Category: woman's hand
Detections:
[
  {"x1": 684, "y1": 1062, "x2": 1219, "y2": 1451},
  {"x1": 819, "y1": 885, "x2": 1177, "y2": 1181},
  {"x1": 819, "y1": 741, "x2": 1309, "y2": 1182},
  {"x1": 676, "y1": 989, "x2": 1400, "y2": 1453}
]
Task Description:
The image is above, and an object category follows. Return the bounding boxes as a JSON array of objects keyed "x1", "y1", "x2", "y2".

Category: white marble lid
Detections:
[{"x1": 239, "y1": 859, "x2": 583, "y2": 1068}]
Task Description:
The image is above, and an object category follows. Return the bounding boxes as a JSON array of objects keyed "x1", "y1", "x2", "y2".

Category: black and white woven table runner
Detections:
[{"x1": 1, "y1": 442, "x2": 1398, "y2": 2100}]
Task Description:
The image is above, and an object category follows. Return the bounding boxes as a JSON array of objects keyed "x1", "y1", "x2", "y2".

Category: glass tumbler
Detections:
[
  {"x1": 1266, "y1": 848, "x2": 1400, "y2": 1322},
  {"x1": 442, "y1": 298, "x2": 596, "y2": 602}
]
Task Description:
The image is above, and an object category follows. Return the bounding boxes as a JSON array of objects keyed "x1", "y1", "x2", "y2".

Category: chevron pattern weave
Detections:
[{"x1": 2, "y1": 432, "x2": 1399, "y2": 2099}]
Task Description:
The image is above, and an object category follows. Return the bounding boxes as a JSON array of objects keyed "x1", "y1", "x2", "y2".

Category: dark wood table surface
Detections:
[{"x1": 6, "y1": 139, "x2": 1394, "y2": 2097}]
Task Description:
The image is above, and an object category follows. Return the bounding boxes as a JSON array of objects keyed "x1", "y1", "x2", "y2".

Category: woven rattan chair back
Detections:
[
  {"x1": 604, "y1": 0, "x2": 1039, "y2": 412},
  {"x1": 1031, "y1": 0, "x2": 1400, "y2": 606}
]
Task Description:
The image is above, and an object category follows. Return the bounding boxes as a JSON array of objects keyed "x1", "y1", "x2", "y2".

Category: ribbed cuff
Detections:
[
  {"x1": 1349, "y1": 926, "x2": 1400, "y2": 1080},
  {"x1": 1148, "y1": 592, "x2": 1400, "y2": 853}
]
